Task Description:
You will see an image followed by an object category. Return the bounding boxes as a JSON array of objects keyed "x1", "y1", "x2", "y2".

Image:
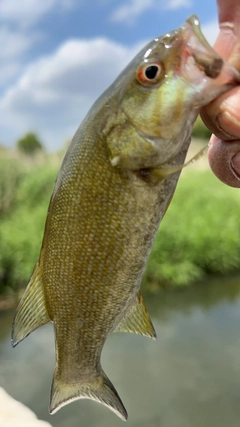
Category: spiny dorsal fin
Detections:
[
  {"x1": 50, "y1": 368, "x2": 128, "y2": 421},
  {"x1": 114, "y1": 292, "x2": 156, "y2": 339},
  {"x1": 11, "y1": 262, "x2": 51, "y2": 347}
]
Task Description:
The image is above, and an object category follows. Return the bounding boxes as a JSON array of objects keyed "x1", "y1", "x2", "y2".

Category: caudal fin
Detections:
[{"x1": 50, "y1": 369, "x2": 128, "y2": 421}]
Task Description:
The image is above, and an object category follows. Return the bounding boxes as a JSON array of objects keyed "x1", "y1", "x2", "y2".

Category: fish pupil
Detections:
[
  {"x1": 139, "y1": 168, "x2": 150, "y2": 177},
  {"x1": 145, "y1": 65, "x2": 159, "y2": 80}
]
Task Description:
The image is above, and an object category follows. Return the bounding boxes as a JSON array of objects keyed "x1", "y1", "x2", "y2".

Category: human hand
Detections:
[{"x1": 201, "y1": 0, "x2": 240, "y2": 187}]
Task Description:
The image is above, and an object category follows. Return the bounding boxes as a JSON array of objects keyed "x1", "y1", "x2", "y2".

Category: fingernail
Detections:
[
  {"x1": 217, "y1": 111, "x2": 240, "y2": 139},
  {"x1": 231, "y1": 151, "x2": 240, "y2": 175}
]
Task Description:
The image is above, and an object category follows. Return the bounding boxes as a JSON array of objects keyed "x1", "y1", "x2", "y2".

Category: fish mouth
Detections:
[
  {"x1": 180, "y1": 15, "x2": 223, "y2": 79},
  {"x1": 170, "y1": 14, "x2": 240, "y2": 87}
]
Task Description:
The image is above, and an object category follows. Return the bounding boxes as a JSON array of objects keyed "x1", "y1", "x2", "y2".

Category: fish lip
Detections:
[
  {"x1": 179, "y1": 15, "x2": 224, "y2": 79},
  {"x1": 156, "y1": 16, "x2": 225, "y2": 82}
]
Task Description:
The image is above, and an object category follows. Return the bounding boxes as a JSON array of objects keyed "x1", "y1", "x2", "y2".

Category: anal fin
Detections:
[
  {"x1": 11, "y1": 262, "x2": 50, "y2": 346},
  {"x1": 114, "y1": 292, "x2": 156, "y2": 339}
]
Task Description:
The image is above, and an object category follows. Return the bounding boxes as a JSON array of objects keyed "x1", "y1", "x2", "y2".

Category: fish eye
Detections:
[
  {"x1": 136, "y1": 61, "x2": 163, "y2": 86},
  {"x1": 145, "y1": 65, "x2": 159, "y2": 79}
]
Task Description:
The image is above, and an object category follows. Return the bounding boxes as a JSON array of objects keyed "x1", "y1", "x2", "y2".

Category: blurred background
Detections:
[{"x1": 1, "y1": 1, "x2": 240, "y2": 426}]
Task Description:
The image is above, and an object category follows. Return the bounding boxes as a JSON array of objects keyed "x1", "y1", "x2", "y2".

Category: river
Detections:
[{"x1": 1, "y1": 277, "x2": 240, "y2": 427}]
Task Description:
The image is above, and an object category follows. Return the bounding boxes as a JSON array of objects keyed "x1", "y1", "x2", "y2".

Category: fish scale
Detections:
[{"x1": 12, "y1": 15, "x2": 240, "y2": 421}]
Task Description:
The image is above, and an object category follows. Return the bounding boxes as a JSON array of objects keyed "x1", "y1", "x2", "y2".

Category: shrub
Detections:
[
  {"x1": 0, "y1": 162, "x2": 58, "y2": 294},
  {"x1": 17, "y1": 132, "x2": 44, "y2": 155},
  {"x1": 143, "y1": 169, "x2": 240, "y2": 291}
]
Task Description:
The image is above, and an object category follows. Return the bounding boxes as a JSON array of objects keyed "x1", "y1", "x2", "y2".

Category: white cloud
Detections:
[
  {"x1": 0, "y1": 18, "x2": 220, "y2": 151},
  {"x1": 110, "y1": 0, "x2": 192, "y2": 24},
  {"x1": 201, "y1": 20, "x2": 219, "y2": 46},
  {"x1": 0, "y1": 27, "x2": 39, "y2": 60},
  {"x1": 0, "y1": 63, "x2": 21, "y2": 86},
  {"x1": 0, "y1": 0, "x2": 80, "y2": 90},
  {"x1": 166, "y1": 0, "x2": 192, "y2": 9},
  {"x1": 0, "y1": 27, "x2": 42, "y2": 87},
  {"x1": 0, "y1": 0, "x2": 79, "y2": 28},
  {"x1": 0, "y1": 37, "x2": 140, "y2": 150},
  {"x1": 111, "y1": 0, "x2": 155, "y2": 24}
]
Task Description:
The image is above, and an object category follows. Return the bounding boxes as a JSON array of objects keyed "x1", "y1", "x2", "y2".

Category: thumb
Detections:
[{"x1": 208, "y1": 135, "x2": 240, "y2": 188}]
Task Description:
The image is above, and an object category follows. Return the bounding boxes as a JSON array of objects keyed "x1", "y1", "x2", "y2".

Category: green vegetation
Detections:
[
  {"x1": 191, "y1": 116, "x2": 211, "y2": 140},
  {"x1": 0, "y1": 153, "x2": 58, "y2": 295},
  {"x1": 143, "y1": 168, "x2": 240, "y2": 291},
  {"x1": 17, "y1": 132, "x2": 44, "y2": 155},
  {"x1": 0, "y1": 147, "x2": 240, "y2": 297}
]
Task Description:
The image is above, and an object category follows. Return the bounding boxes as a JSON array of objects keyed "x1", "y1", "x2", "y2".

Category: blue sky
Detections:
[{"x1": 0, "y1": 0, "x2": 219, "y2": 151}]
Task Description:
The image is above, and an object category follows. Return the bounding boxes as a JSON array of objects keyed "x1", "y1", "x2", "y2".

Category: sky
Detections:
[{"x1": 0, "y1": 0, "x2": 219, "y2": 151}]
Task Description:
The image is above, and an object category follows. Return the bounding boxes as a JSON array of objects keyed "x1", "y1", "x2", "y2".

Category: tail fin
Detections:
[{"x1": 50, "y1": 369, "x2": 128, "y2": 421}]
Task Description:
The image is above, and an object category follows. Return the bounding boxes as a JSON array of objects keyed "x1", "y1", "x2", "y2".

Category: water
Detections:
[{"x1": 1, "y1": 277, "x2": 240, "y2": 427}]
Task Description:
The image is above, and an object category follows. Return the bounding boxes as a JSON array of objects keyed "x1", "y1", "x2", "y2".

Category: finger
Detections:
[
  {"x1": 213, "y1": 28, "x2": 238, "y2": 62},
  {"x1": 214, "y1": 0, "x2": 240, "y2": 64},
  {"x1": 217, "y1": 0, "x2": 240, "y2": 34},
  {"x1": 201, "y1": 86, "x2": 240, "y2": 140},
  {"x1": 208, "y1": 134, "x2": 240, "y2": 187},
  {"x1": 217, "y1": 0, "x2": 240, "y2": 61},
  {"x1": 201, "y1": 2, "x2": 240, "y2": 133},
  {"x1": 203, "y1": 0, "x2": 240, "y2": 187},
  {"x1": 214, "y1": 26, "x2": 240, "y2": 69}
]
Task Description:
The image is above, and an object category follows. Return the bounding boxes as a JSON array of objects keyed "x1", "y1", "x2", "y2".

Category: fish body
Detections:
[{"x1": 12, "y1": 16, "x2": 240, "y2": 420}]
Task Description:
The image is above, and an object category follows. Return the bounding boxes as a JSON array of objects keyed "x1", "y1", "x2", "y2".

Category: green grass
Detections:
[{"x1": 0, "y1": 149, "x2": 240, "y2": 295}]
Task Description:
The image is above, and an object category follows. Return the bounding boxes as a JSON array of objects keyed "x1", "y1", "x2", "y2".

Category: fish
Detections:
[{"x1": 12, "y1": 15, "x2": 240, "y2": 421}]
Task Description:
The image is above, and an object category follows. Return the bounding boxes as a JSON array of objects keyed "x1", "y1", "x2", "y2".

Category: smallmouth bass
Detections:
[{"x1": 12, "y1": 15, "x2": 240, "y2": 420}]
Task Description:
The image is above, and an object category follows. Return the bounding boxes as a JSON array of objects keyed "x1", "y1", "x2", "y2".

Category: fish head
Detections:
[{"x1": 109, "y1": 15, "x2": 240, "y2": 167}]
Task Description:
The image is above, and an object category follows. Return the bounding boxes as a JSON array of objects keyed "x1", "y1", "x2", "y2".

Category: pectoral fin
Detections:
[
  {"x1": 11, "y1": 262, "x2": 50, "y2": 347},
  {"x1": 114, "y1": 292, "x2": 156, "y2": 339}
]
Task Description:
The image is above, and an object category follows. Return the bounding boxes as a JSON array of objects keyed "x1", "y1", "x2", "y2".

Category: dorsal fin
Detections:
[
  {"x1": 114, "y1": 292, "x2": 156, "y2": 339},
  {"x1": 11, "y1": 262, "x2": 51, "y2": 347}
]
